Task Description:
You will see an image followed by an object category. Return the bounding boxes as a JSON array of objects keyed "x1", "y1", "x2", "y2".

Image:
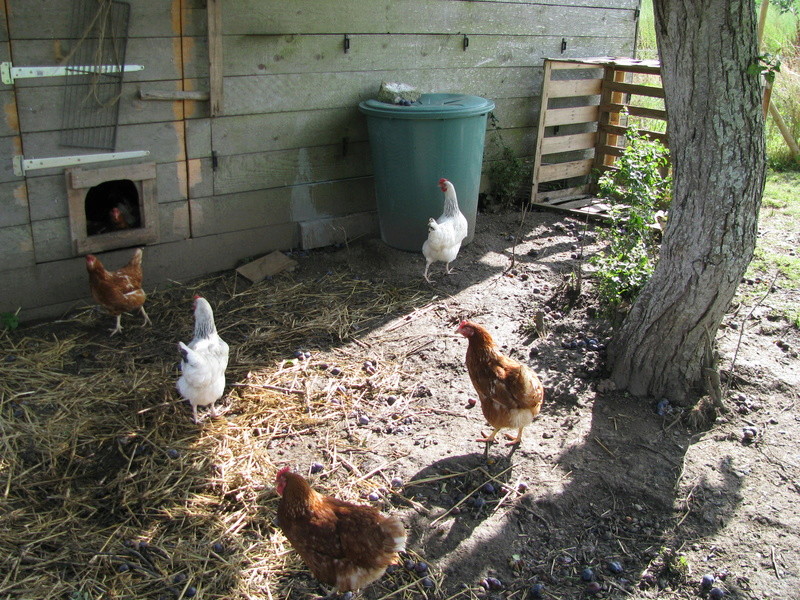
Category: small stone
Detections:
[{"x1": 310, "y1": 462, "x2": 324, "y2": 474}]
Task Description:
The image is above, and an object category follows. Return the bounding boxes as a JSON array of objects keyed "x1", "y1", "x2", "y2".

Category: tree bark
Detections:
[{"x1": 607, "y1": 0, "x2": 766, "y2": 403}]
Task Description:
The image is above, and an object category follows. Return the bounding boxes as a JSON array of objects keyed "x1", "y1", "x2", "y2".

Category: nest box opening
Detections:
[
  {"x1": 85, "y1": 179, "x2": 141, "y2": 236},
  {"x1": 66, "y1": 162, "x2": 159, "y2": 254}
]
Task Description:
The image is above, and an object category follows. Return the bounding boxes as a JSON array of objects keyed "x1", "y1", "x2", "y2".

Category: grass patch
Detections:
[{"x1": 742, "y1": 171, "x2": 800, "y2": 326}]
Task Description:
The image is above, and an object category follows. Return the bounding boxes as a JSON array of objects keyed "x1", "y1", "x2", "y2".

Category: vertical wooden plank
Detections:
[
  {"x1": 591, "y1": 65, "x2": 617, "y2": 188},
  {"x1": 207, "y1": 0, "x2": 223, "y2": 116},
  {"x1": 530, "y1": 59, "x2": 554, "y2": 202}
]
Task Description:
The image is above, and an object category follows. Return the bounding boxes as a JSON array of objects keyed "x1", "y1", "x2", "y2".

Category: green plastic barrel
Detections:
[{"x1": 358, "y1": 93, "x2": 495, "y2": 251}]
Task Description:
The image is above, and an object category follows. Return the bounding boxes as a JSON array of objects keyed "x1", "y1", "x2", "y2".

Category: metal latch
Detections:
[
  {"x1": 12, "y1": 151, "x2": 151, "y2": 177},
  {"x1": 0, "y1": 61, "x2": 144, "y2": 85}
]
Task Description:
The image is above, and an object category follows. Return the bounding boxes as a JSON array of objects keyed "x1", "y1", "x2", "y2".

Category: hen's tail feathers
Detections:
[
  {"x1": 178, "y1": 341, "x2": 191, "y2": 363},
  {"x1": 381, "y1": 515, "x2": 407, "y2": 553},
  {"x1": 127, "y1": 248, "x2": 143, "y2": 269}
]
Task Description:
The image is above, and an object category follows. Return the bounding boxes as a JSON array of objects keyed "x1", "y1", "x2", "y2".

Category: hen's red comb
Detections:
[{"x1": 276, "y1": 466, "x2": 291, "y2": 478}]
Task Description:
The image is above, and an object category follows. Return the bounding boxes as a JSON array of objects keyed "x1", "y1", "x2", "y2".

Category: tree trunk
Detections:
[{"x1": 607, "y1": 0, "x2": 766, "y2": 403}]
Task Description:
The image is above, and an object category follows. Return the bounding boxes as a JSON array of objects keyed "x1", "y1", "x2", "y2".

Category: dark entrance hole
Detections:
[{"x1": 85, "y1": 179, "x2": 141, "y2": 236}]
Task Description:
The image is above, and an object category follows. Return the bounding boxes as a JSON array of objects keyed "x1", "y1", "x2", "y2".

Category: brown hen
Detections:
[
  {"x1": 275, "y1": 467, "x2": 406, "y2": 593},
  {"x1": 85, "y1": 248, "x2": 151, "y2": 336},
  {"x1": 456, "y1": 320, "x2": 544, "y2": 458}
]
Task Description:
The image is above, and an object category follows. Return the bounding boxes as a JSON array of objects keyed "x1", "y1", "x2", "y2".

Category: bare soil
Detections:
[
  {"x1": 5, "y1": 207, "x2": 799, "y2": 600},
  {"x1": 279, "y1": 207, "x2": 800, "y2": 600}
]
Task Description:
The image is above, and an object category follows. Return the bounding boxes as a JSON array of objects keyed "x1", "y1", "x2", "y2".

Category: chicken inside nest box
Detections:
[{"x1": 359, "y1": 92, "x2": 495, "y2": 252}]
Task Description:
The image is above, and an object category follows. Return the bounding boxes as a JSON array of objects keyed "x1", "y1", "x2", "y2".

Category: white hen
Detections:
[
  {"x1": 422, "y1": 178, "x2": 468, "y2": 282},
  {"x1": 176, "y1": 296, "x2": 229, "y2": 423}
]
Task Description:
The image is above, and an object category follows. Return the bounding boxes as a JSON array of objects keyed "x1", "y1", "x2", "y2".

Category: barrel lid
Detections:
[{"x1": 359, "y1": 93, "x2": 495, "y2": 119}]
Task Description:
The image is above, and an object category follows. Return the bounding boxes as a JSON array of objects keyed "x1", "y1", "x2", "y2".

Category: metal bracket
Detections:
[
  {"x1": 0, "y1": 61, "x2": 144, "y2": 85},
  {"x1": 463, "y1": 34, "x2": 470, "y2": 51},
  {"x1": 12, "y1": 150, "x2": 151, "y2": 177}
]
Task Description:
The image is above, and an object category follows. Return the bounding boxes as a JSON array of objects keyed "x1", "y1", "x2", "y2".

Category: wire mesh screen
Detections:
[{"x1": 60, "y1": 0, "x2": 131, "y2": 150}]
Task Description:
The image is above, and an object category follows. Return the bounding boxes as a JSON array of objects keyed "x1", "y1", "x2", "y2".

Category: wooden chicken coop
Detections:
[{"x1": 530, "y1": 57, "x2": 667, "y2": 218}]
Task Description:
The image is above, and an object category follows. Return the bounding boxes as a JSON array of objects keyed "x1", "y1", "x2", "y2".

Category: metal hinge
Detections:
[
  {"x1": 0, "y1": 61, "x2": 144, "y2": 85},
  {"x1": 12, "y1": 150, "x2": 150, "y2": 177}
]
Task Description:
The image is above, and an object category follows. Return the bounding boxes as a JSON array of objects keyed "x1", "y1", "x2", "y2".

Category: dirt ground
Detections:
[{"x1": 4, "y1": 206, "x2": 799, "y2": 600}]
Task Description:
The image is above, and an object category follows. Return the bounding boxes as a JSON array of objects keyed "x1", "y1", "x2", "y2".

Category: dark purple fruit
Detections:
[
  {"x1": 607, "y1": 560, "x2": 623, "y2": 574},
  {"x1": 173, "y1": 573, "x2": 188, "y2": 584},
  {"x1": 367, "y1": 491, "x2": 380, "y2": 501},
  {"x1": 117, "y1": 563, "x2": 130, "y2": 573},
  {"x1": 421, "y1": 576, "x2": 435, "y2": 588},
  {"x1": 581, "y1": 567, "x2": 594, "y2": 581},
  {"x1": 212, "y1": 541, "x2": 225, "y2": 553},
  {"x1": 390, "y1": 477, "x2": 403, "y2": 488},
  {"x1": 586, "y1": 581, "x2": 601, "y2": 594},
  {"x1": 167, "y1": 448, "x2": 180, "y2": 459},
  {"x1": 358, "y1": 415, "x2": 370, "y2": 426},
  {"x1": 185, "y1": 586, "x2": 197, "y2": 598},
  {"x1": 482, "y1": 483, "x2": 496, "y2": 494},
  {"x1": 709, "y1": 587, "x2": 725, "y2": 600},
  {"x1": 310, "y1": 462, "x2": 324, "y2": 474},
  {"x1": 485, "y1": 577, "x2": 503, "y2": 590},
  {"x1": 415, "y1": 561, "x2": 429, "y2": 573},
  {"x1": 530, "y1": 583, "x2": 545, "y2": 598}
]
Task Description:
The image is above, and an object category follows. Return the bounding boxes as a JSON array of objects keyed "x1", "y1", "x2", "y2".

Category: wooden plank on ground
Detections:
[{"x1": 236, "y1": 251, "x2": 298, "y2": 283}]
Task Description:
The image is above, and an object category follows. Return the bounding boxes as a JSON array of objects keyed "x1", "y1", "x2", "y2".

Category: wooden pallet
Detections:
[{"x1": 531, "y1": 57, "x2": 667, "y2": 211}]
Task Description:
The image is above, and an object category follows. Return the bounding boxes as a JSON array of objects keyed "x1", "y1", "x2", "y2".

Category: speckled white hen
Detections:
[
  {"x1": 176, "y1": 296, "x2": 229, "y2": 423},
  {"x1": 421, "y1": 178, "x2": 468, "y2": 282}
]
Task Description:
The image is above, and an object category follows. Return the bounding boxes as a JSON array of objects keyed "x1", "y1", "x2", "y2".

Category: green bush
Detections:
[{"x1": 591, "y1": 126, "x2": 671, "y2": 310}]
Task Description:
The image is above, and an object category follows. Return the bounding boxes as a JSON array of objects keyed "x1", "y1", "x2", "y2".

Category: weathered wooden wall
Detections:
[{"x1": 0, "y1": 0, "x2": 638, "y2": 321}]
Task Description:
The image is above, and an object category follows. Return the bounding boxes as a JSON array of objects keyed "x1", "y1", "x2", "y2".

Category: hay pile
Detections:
[{"x1": 0, "y1": 270, "x2": 452, "y2": 600}]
